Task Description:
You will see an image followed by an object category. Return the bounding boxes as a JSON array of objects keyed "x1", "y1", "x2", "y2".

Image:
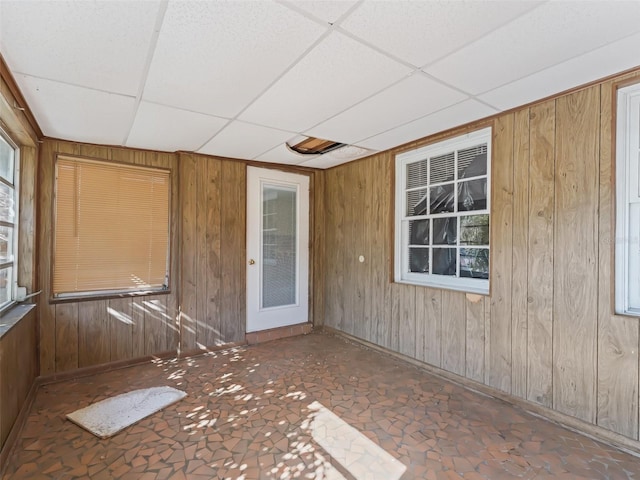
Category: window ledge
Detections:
[{"x1": 0, "y1": 303, "x2": 36, "y2": 339}]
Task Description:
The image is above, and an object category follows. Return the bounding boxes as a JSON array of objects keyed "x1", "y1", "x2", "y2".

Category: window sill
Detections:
[
  {"x1": 0, "y1": 303, "x2": 36, "y2": 340},
  {"x1": 49, "y1": 289, "x2": 172, "y2": 305},
  {"x1": 394, "y1": 279, "x2": 489, "y2": 296}
]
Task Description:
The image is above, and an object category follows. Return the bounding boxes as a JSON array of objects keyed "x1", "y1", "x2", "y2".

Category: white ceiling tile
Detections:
[
  {"x1": 126, "y1": 102, "x2": 228, "y2": 153},
  {"x1": 142, "y1": 0, "x2": 326, "y2": 118},
  {"x1": 255, "y1": 144, "x2": 318, "y2": 165},
  {"x1": 198, "y1": 122, "x2": 296, "y2": 160},
  {"x1": 16, "y1": 75, "x2": 135, "y2": 145},
  {"x1": 340, "y1": 0, "x2": 543, "y2": 67},
  {"x1": 307, "y1": 74, "x2": 468, "y2": 145},
  {"x1": 427, "y1": 1, "x2": 640, "y2": 95},
  {"x1": 0, "y1": 0, "x2": 161, "y2": 95},
  {"x1": 287, "y1": 0, "x2": 358, "y2": 24},
  {"x1": 239, "y1": 31, "x2": 412, "y2": 132},
  {"x1": 358, "y1": 100, "x2": 498, "y2": 152},
  {"x1": 479, "y1": 31, "x2": 640, "y2": 111}
]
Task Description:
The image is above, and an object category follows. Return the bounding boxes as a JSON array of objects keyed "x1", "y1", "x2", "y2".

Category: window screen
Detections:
[{"x1": 53, "y1": 156, "x2": 170, "y2": 297}]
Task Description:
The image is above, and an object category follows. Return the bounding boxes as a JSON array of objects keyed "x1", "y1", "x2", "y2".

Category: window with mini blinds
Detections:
[
  {"x1": 615, "y1": 83, "x2": 640, "y2": 316},
  {"x1": 53, "y1": 156, "x2": 170, "y2": 298},
  {"x1": 395, "y1": 128, "x2": 491, "y2": 294}
]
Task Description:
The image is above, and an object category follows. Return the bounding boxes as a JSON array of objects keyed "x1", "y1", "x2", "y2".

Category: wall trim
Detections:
[{"x1": 322, "y1": 326, "x2": 640, "y2": 459}]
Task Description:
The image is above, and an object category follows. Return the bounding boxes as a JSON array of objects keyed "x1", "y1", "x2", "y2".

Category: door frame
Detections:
[{"x1": 246, "y1": 166, "x2": 310, "y2": 333}]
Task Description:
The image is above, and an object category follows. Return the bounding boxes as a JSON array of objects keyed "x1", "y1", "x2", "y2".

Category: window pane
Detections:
[
  {"x1": 409, "y1": 219, "x2": 429, "y2": 245},
  {"x1": 409, "y1": 248, "x2": 429, "y2": 273},
  {"x1": 430, "y1": 183, "x2": 454, "y2": 214},
  {"x1": 458, "y1": 178, "x2": 487, "y2": 211},
  {"x1": 458, "y1": 145, "x2": 487, "y2": 178},
  {"x1": 0, "y1": 182, "x2": 15, "y2": 223},
  {"x1": 430, "y1": 152, "x2": 455, "y2": 184},
  {"x1": 0, "y1": 225, "x2": 13, "y2": 263},
  {"x1": 460, "y1": 215, "x2": 489, "y2": 245},
  {"x1": 262, "y1": 185, "x2": 296, "y2": 309},
  {"x1": 433, "y1": 217, "x2": 456, "y2": 245},
  {"x1": 460, "y1": 248, "x2": 489, "y2": 279},
  {"x1": 407, "y1": 188, "x2": 428, "y2": 216},
  {"x1": 406, "y1": 159, "x2": 428, "y2": 189},
  {"x1": 0, "y1": 267, "x2": 12, "y2": 305},
  {"x1": 0, "y1": 135, "x2": 14, "y2": 184},
  {"x1": 432, "y1": 248, "x2": 456, "y2": 276}
]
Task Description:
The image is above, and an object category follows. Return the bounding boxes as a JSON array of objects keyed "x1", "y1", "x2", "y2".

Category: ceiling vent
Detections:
[{"x1": 286, "y1": 136, "x2": 346, "y2": 155}]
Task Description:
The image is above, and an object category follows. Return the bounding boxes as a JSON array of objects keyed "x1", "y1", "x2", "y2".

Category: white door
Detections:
[{"x1": 246, "y1": 167, "x2": 309, "y2": 332}]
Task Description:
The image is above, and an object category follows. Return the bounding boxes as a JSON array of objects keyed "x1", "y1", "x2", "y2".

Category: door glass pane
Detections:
[
  {"x1": 0, "y1": 182, "x2": 15, "y2": 223},
  {"x1": 0, "y1": 134, "x2": 14, "y2": 184},
  {"x1": 262, "y1": 184, "x2": 297, "y2": 308}
]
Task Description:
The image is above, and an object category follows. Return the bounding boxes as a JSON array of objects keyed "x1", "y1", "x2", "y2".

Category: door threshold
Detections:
[{"x1": 246, "y1": 323, "x2": 313, "y2": 345}]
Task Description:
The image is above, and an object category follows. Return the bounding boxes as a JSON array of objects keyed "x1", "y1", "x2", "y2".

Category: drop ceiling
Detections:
[{"x1": 1, "y1": 0, "x2": 639, "y2": 168}]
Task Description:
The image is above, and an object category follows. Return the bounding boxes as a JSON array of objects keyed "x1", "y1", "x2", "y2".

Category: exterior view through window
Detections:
[
  {"x1": 0, "y1": 129, "x2": 18, "y2": 310},
  {"x1": 395, "y1": 127, "x2": 491, "y2": 294}
]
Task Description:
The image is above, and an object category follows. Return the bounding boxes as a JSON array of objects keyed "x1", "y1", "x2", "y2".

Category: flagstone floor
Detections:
[{"x1": 3, "y1": 331, "x2": 639, "y2": 479}]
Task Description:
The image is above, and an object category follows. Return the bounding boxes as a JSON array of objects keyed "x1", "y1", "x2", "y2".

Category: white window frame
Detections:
[
  {"x1": 615, "y1": 83, "x2": 640, "y2": 316},
  {"x1": 394, "y1": 127, "x2": 491, "y2": 295},
  {"x1": 0, "y1": 127, "x2": 19, "y2": 312}
]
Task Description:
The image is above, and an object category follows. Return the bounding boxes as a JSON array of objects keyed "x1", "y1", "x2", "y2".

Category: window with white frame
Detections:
[
  {"x1": 615, "y1": 83, "x2": 640, "y2": 316},
  {"x1": 0, "y1": 129, "x2": 19, "y2": 310},
  {"x1": 395, "y1": 127, "x2": 491, "y2": 294}
]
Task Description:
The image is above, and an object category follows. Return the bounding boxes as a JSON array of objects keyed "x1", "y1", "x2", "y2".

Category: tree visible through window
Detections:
[
  {"x1": 395, "y1": 128, "x2": 491, "y2": 294},
  {"x1": 53, "y1": 156, "x2": 170, "y2": 298}
]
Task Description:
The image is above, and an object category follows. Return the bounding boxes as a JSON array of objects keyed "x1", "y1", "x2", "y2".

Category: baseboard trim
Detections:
[
  {"x1": 321, "y1": 326, "x2": 640, "y2": 458},
  {"x1": 246, "y1": 322, "x2": 313, "y2": 345}
]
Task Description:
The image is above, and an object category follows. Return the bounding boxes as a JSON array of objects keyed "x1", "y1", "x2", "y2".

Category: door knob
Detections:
[{"x1": 248, "y1": 259, "x2": 256, "y2": 265}]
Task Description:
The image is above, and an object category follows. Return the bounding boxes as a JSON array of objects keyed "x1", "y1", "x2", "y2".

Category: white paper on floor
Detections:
[{"x1": 66, "y1": 386, "x2": 187, "y2": 438}]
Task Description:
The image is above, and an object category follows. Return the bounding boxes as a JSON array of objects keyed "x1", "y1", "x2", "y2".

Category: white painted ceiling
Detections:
[{"x1": 1, "y1": 0, "x2": 639, "y2": 168}]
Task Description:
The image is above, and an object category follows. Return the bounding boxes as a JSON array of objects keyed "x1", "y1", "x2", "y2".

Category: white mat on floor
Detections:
[{"x1": 66, "y1": 386, "x2": 187, "y2": 438}]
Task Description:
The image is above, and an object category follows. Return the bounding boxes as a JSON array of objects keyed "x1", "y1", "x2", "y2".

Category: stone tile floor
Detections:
[{"x1": 3, "y1": 332, "x2": 639, "y2": 479}]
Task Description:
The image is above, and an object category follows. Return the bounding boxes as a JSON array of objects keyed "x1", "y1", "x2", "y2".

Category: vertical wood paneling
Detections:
[
  {"x1": 465, "y1": 295, "x2": 485, "y2": 382},
  {"x1": 398, "y1": 285, "x2": 416, "y2": 358},
  {"x1": 78, "y1": 300, "x2": 110, "y2": 367},
  {"x1": 180, "y1": 154, "x2": 197, "y2": 351},
  {"x1": 325, "y1": 168, "x2": 344, "y2": 332},
  {"x1": 143, "y1": 295, "x2": 168, "y2": 354},
  {"x1": 527, "y1": 100, "x2": 556, "y2": 407},
  {"x1": 0, "y1": 309, "x2": 37, "y2": 452},
  {"x1": 553, "y1": 86, "x2": 600, "y2": 422},
  {"x1": 220, "y1": 160, "x2": 245, "y2": 343},
  {"x1": 312, "y1": 171, "x2": 326, "y2": 328},
  {"x1": 38, "y1": 140, "x2": 57, "y2": 374},
  {"x1": 511, "y1": 109, "x2": 530, "y2": 398},
  {"x1": 597, "y1": 79, "x2": 639, "y2": 439},
  {"x1": 488, "y1": 114, "x2": 514, "y2": 392},
  {"x1": 205, "y1": 158, "x2": 222, "y2": 347},
  {"x1": 131, "y1": 296, "x2": 145, "y2": 358},
  {"x1": 195, "y1": 156, "x2": 208, "y2": 348},
  {"x1": 369, "y1": 155, "x2": 390, "y2": 347},
  {"x1": 109, "y1": 297, "x2": 133, "y2": 361},
  {"x1": 441, "y1": 291, "x2": 465, "y2": 376},
  {"x1": 55, "y1": 303, "x2": 78, "y2": 371}
]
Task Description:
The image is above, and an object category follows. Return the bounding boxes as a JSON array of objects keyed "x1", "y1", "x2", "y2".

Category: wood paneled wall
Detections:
[
  {"x1": 0, "y1": 308, "x2": 37, "y2": 457},
  {"x1": 323, "y1": 70, "x2": 640, "y2": 443},
  {"x1": 37, "y1": 144, "x2": 320, "y2": 373},
  {"x1": 38, "y1": 140, "x2": 181, "y2": 374},
  {"x1": 178, "y1": 153, "x2": 246, "y2": 350}
]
